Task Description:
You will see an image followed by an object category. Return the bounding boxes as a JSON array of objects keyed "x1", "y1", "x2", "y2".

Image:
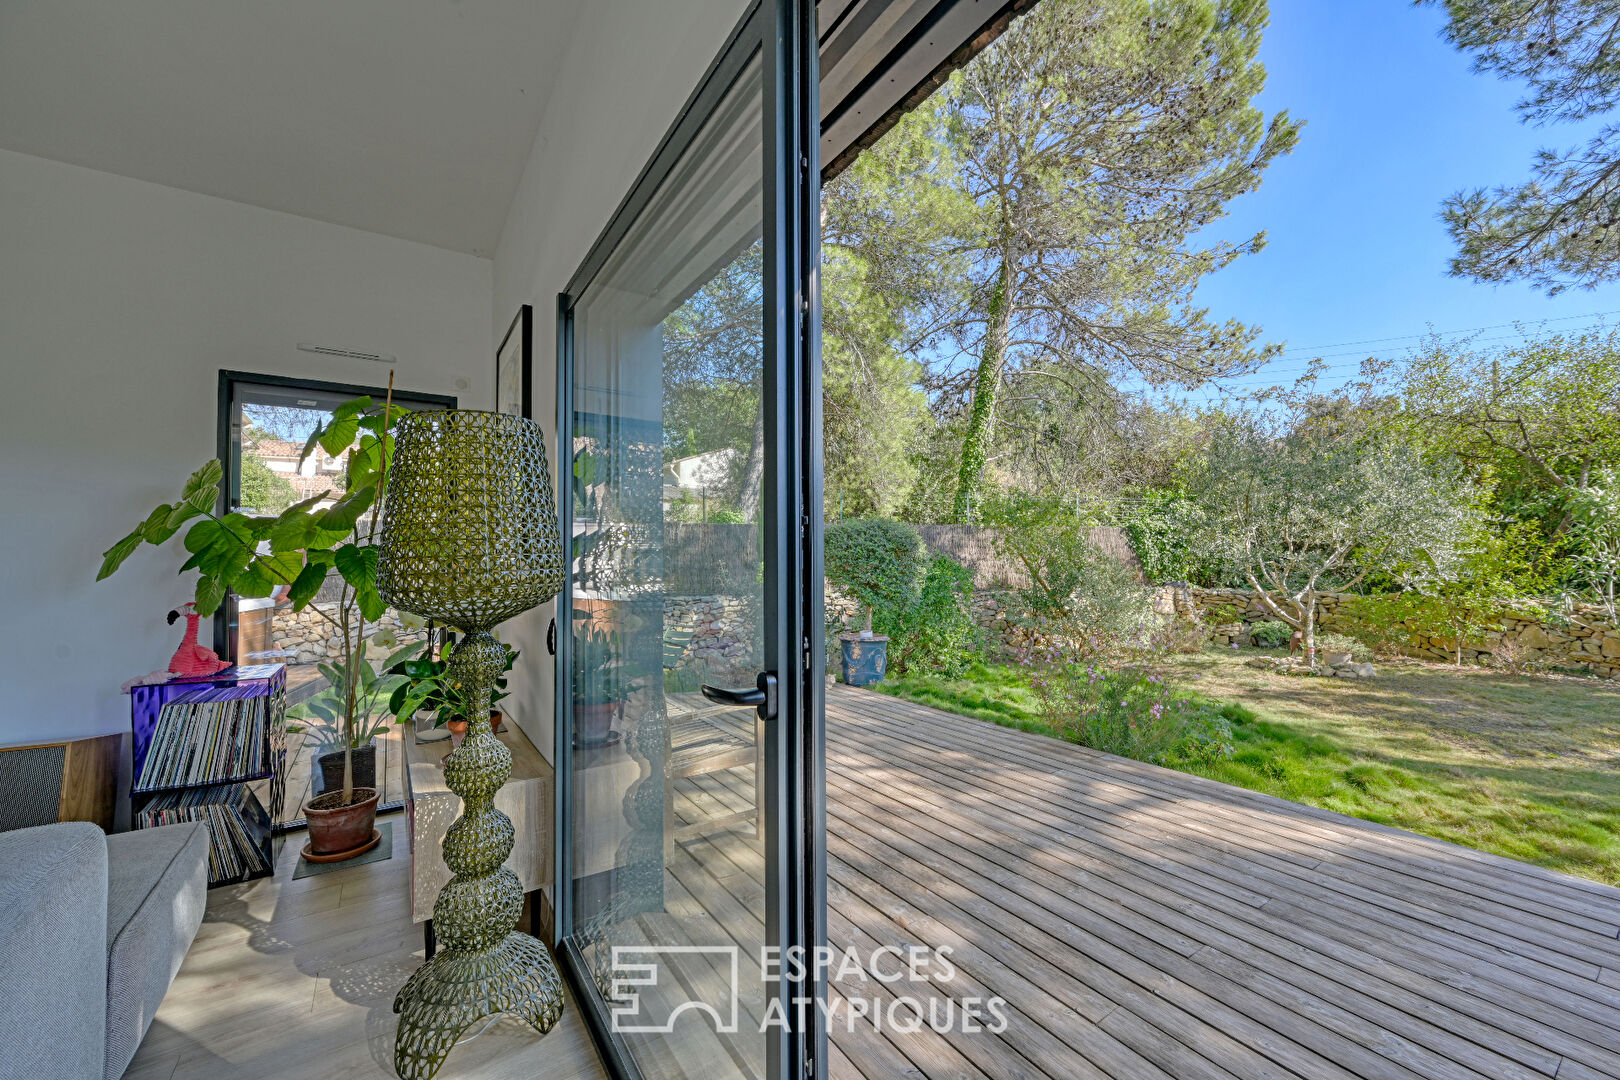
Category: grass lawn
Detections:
[{"x1": 877, "y1": 649, "x2": 1620, "y2": 886}]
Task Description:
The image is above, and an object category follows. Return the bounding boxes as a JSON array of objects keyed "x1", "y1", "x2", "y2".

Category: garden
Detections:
[{"x1": 822, "y1": 425, "x2": 1620, "y2": 887}]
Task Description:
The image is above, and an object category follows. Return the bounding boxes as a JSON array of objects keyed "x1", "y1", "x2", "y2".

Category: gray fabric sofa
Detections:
[{"x1": 0, "y1": 820, "x2": 208, "y2": 1080}]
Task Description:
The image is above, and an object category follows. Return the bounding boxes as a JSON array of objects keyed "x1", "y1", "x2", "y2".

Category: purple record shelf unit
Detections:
[{"x1": 126, "y1": 664, "x2": 287, "y2": 886}]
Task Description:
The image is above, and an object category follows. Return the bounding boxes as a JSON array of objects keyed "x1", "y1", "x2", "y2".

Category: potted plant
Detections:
[
  {"x1": 573, "y1": 627, "x2": 633, "y2": 746},
  {"x1": 98, "y1": 389, "x2": 408, "y2": 859},
  {"x1": 289, "y1": 637, "x2": 421, "y2": 792},
  {"x1": 384, "y1": 640, "x2": 518, "y2": 741}
]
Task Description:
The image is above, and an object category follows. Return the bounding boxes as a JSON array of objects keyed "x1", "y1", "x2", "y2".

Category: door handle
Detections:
[{"x1": 701, "y1": 672, "x2": 779, "y2": 722}]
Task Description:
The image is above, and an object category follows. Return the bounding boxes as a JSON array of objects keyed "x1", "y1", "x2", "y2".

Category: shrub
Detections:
[
  {"x1": 889, "y1": 555, "x2": 980, "y2": 677},
  {"x1": 824, "y1": 518, "x2": 925, "y2": 636},
  {"x1": 1030, "y1": 661, "x2": 1233, "y2": 764},
  {"x1": 1333, "y1": 594, "x2": 1422, "y2": 659},
  {"x1": 1249, "y1": 620, "x2": 1293, "y2": 648},
  {"x1": 986, "y1": 496, "x2": 1155, "y2": 660},
  {"x1": 1125, "y1": 495, "x2": 1228, "y2": 586},
  {"x1": 1315, "y1": 631, "x2": 1369, "y2": 661},
  {"x1": 1487, "y1": 635, "x2": 1546, "y2": 674}
]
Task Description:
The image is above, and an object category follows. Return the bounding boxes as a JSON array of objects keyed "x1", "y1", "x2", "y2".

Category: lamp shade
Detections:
[{"x1": 377, "y1": 409, "x2": 563, "y2": 631}]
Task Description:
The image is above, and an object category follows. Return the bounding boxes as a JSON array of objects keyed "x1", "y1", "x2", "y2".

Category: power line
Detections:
[{"x1": 1272, "y1": 307, "x2": 1620, "y2": 359}]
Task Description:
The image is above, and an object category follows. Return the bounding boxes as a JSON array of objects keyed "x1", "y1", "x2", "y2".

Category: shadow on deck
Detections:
[{"x1": 658, "y1": 684, "x2": 1620, "y2": 1080}]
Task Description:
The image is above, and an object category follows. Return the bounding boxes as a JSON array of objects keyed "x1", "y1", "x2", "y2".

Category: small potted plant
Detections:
[
  {"x1": 386, "y1": 640, "x2": 518, "y2": 744},
  {"x1": 573, "y1": 627, "x2": 633, "y2": 747},
  {"x1": 288, "y1": 635, "x2": 420, "y2": 793}
]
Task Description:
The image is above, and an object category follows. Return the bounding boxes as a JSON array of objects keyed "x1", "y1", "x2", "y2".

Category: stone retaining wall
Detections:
[
  {"x1": 1186, "y1": 587, "x2": 1620, "y2": 678},
  {"x1": 268, "y1": 603, "x2": 427, "y2": 665}
]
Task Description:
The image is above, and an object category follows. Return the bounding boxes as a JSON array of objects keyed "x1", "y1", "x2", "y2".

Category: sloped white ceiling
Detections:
[{"x1": 0, "y1": 0, "x2": 581, "y2": 256}]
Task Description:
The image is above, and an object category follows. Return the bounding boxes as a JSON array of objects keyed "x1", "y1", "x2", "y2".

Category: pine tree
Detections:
[
  {"x1": 1430, "y1": 0, "x2": 1620, "y2": 292},
  {"x1": 932, "y1": 0, "x2": 1299, "y2": 519}
]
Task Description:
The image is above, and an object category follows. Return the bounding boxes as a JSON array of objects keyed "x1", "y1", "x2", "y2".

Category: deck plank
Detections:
[{"x1": 809, "y1": 685, "x2": 1620, "y2": 1080}]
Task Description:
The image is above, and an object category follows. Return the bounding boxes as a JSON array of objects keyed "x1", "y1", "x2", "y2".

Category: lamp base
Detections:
[{"x1": 393, "y1": 930, "x2": 565, "y2": 1079}]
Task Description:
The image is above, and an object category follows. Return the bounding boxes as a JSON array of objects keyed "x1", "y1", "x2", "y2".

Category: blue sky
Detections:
[{"x1": 1182, "y1": 0, "x2": 1620, "y2": 402}]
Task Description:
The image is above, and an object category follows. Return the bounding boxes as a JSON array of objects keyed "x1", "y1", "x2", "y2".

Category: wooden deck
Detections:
[{"x1": 663, "y1": 684, "x2": 1620, "y2": 1080}]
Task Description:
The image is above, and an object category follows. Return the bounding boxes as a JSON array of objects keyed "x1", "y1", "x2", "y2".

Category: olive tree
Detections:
[{"x1": 1188, "y1": 410, "x2": 1478, "y2": 662}]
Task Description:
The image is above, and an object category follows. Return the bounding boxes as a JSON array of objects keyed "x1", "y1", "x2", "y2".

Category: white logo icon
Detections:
[{"x1": 610, "y1": 946, "x2": 741, "y2": 1034}]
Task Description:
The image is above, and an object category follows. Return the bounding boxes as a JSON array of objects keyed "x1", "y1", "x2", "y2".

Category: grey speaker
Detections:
[{"x1": 0, "y1": 745, "x2": 67, "y2": 832}]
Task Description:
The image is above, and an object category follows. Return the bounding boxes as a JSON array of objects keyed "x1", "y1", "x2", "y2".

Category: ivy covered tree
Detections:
[
  {"x1": 1428, "y1": 0, "x2": 1620, "y2": 291},
  {"x1": 925, "y1": 0, "x2": 1299, "y2": 520}
]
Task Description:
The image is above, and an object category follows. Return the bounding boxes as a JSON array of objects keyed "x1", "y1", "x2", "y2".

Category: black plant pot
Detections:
[{"x1": 315, "y1": 742, "x2": 377, "y2": 796}]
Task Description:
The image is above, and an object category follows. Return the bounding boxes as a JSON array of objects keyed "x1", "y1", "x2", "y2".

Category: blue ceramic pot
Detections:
[{"x1": 840, "y1": 634, "x2": 889, "y2": 687}]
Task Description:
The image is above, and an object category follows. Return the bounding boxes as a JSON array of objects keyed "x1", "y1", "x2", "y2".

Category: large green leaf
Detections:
[
  {"x1": 181, "y1": 460, "x2": 224, "y2": 504},
  {"x1": 164, "y1": 500, "x2": 202, "y2": 532},
  {"x1": 346, "y1": 435, "x2": 382, "y2": 490},
  {"x1": 194, "y1": 575, "x2": 226, "y2": 616},
  {"x1": 257, "y1": 550, "x2": 305, "y2": 585},
  {"x1": 333, "y1": 543, "x2": 375, "y2": 587},
  {"x1": 232, "y1": 560, "x2": 276, "y2": 599},
  {"x1": 318, "y1": 416, "x2": 360, "y2": 457},
  {"x1": 184, "y1": 485, "x2": 217, "y2": 515},
  {"x1": 136, "y1": 503, "x2": 183, "y2": 546},
  {"x1": 183, "y1": 518, "x2": 221, "y2": 554},
  {"x1": 318, "y1": 487, "x2": 374, "y2": 533},
  {"x1": 287, "y1": 561, "x2": 328, "y2": 610},
  {"x1": 335, "y1": 544, "x2": 386, "y2": 621},
  {"x1": 98, "y1": 529, "x2": 145, "y2": 580},
  {"x1": 331, "y1": 396, "x2": 372, "y2": 421},
  {"x1": 268, "y1": 512, "x2": 315, "y2": 554},
  {"x1": 299, "y1": 426, "x2": 323, "y2": 468}
]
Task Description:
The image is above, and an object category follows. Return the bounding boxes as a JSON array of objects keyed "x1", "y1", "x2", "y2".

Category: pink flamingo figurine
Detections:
[{"x1": 167, "y1": 602, "x2": 230, "y2": 677}]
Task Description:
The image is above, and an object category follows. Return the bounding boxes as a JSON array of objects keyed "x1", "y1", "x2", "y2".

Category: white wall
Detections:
[
  {"x1": 492, "y1": 0, "x2": 751, "y2": 761},
  {"x1": 0, "y1": 148, "x2": 493, "y2": 747}
]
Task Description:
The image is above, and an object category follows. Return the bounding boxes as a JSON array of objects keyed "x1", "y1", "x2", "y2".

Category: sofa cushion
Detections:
[
  {"x1": 0, "y1": 822, "x2": 108, "y2": 1080},
  {"x1": 103, "y1": 821, "x2": 208, "y2": 1080}
]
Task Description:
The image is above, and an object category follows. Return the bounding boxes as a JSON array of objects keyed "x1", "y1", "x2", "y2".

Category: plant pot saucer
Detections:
[
  {"x1": 300, "y1": 829, "x2": 381, "y2": 864},
  {"x1": 573, "y1": 729, "x2": 623, "y2": 749}
]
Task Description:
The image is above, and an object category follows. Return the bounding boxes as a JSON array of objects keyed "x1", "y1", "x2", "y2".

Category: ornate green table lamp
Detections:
[{"x1": 377, "y1": 409, "x2": 566, "y2": 1080}]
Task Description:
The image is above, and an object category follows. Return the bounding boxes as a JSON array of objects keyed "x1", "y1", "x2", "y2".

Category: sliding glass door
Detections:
[{"x1": 554, "y1": 3, "x2": 823, "y2": 1079}]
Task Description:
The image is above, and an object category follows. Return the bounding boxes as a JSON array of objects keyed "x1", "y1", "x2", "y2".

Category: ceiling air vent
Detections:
[{"x1": 297, "y1": 342, "x2": 396, "y2": 365}]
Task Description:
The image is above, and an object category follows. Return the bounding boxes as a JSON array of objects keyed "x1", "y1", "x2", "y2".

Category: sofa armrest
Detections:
[{"x1": 0, "y1": 822, "x2": 109, "y2": 1080}]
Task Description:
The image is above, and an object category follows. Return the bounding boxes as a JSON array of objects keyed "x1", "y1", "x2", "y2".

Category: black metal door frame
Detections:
[{"x1": 551, "y1": 3, "x2": 825, "y2": 1078}]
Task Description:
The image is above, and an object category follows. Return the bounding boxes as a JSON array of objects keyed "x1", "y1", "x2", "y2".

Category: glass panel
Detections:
[
  {"x1": 568, "y1": 50, "x2": 769, "y2": 1080},
  {"x1": 225, "y1": 378, "x2": 447, "y2": 823}
]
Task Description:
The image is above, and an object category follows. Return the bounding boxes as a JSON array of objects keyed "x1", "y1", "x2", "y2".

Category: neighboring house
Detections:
[
  {"x1": 664, "y1": 447, "x2": 739, "y2": 493},
  {"x1": 245, "y1": 437, "x2": 346, "y2": 509}
]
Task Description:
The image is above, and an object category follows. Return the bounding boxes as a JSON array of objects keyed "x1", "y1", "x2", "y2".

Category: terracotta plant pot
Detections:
[
  {"x1": 447, "y1": 718, "x2": 469, "y2": 748},
  {"x1": 304, "y1": 786, "x2": 379, "y2": 858},
  {"x1": 490, "y1": 709, "x2": 505, "y2": 734}
]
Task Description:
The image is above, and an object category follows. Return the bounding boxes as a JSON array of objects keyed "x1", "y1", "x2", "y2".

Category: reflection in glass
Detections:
[{"x1": 567, "y1": 52, "x2": 769, "y2": 1080}]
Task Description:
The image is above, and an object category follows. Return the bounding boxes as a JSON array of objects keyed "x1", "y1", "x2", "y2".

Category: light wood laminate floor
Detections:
[{"x1": 122, "y1": 812, "x2": 605, "y2": 1080}]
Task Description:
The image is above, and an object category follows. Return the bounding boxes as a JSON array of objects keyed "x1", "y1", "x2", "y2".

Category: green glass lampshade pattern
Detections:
[{"x1": 377, "y1": 408, "x2": 564, "y2": 632}]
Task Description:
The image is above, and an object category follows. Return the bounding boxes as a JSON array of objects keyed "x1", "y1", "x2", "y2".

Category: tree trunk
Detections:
[
  {"x1": 1298, "y1": 591, "x2": 1316, "y2": 667},
  {"x1": 736, "y1": 397, "x2": 765, "y2": 522},
  {"x1": 951, "y1": 261, "x2": 1012, "y2": 523}
]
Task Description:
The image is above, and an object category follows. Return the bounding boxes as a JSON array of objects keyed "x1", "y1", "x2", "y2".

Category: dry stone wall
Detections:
[
  {"x1": 1187, "y1": 587, "x2": 1620, "y2": 678},
  {"x1": 268, "y1": 603, "x2": 427, "y2": 665}
]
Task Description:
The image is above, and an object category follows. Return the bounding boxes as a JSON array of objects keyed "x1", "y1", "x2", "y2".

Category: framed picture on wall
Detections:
[{"x1": 496, "y1": 304, "x2": 533, "y2": 419}]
